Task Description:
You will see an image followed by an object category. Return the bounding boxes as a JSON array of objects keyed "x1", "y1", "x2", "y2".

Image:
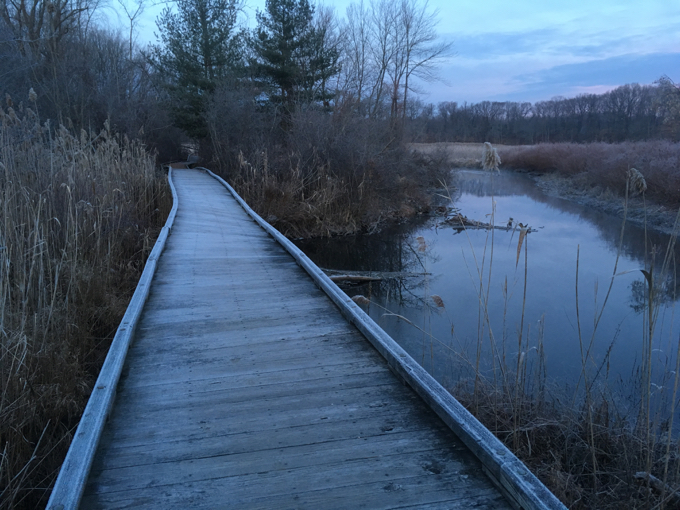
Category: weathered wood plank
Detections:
[
  {"x1": 116, "y1": 349, "x2": 388, "y2": 389},
  {"x1": 87, "y1": 435, "x2": 473, "y2": 493},
  {"x1": 133, "y1": 312, "x2": 350, "y2": 338},
  {"x1": 82, "y1": 478, "x2": 506, "y2": 510},
  {"x1": 90, "y1": 418, "x2": 459, "y2": 471},
  {"x1": 110, "y1": 381, "x2": 404, "y2": 423},
  {"x1": 123, "y1": 335, "x2": 378, "y2": 370},
  {"x1": 110, "y1": 367, "x2": 396, "y2": 410},
  {"x1": 83, "y1": 450, "x2": 500, "y2": 510},
  {"x1": 127, "y1": 329, "x2": 367, "y2": 355},
  {"x1": 92, "y1": 402, "x2": 448, "y2": 465},
  {"x1": 95, "y1": 386, "x2": 427, "y2": 446},
  {"x1": 118, "y1": 358, "x2": 387, "y2": 391}
]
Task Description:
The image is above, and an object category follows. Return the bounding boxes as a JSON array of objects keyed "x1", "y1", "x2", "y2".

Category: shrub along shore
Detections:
[
  {"x1": 209, "y1": 108, "x2": 451, "y2": 238},
  {"x1": 499, "y1": 141, "x2": 680, "y2": 234}
]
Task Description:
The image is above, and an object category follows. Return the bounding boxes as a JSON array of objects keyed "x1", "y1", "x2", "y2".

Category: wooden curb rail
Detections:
[
  {"x1": 46, "y1": 168, "x2": 180, "y2": 510},
  {"x1": 201, "y1": 167, "x2": 566, "y2": 510}
]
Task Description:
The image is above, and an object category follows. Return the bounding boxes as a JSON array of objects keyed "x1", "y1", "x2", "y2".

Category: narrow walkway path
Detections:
[{"x1": 81, "y1": 168, "x2": 512, "y2": 509}]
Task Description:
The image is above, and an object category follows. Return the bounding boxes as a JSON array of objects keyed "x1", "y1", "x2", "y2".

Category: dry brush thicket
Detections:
[
  {"x1": 0, "y1": 99, "x2": 171, "y2": 509},
  {"x1": 208, "y1": 102, "x2": 448, "y2": 237},
  {"x1": 500, "y1": 141, "x2": 680, "y2": 207},
  {"x1": 454, "y1": 378, "x2": 680, "y2": 509}
]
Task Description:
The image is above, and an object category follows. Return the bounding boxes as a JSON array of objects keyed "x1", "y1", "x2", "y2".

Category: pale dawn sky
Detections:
[{"x1": 107, "y1": 0, "x2": 680, "y2": 105}]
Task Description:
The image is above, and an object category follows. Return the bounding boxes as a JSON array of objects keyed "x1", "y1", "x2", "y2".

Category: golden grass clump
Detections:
[{"x1": 0, "y1": 98, "x2": 171, "y2": 509}]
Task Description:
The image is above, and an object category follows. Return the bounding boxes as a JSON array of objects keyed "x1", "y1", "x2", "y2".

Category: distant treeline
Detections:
[{"x1": 406, "y1": 82, "x2": 680, "y2": 144}]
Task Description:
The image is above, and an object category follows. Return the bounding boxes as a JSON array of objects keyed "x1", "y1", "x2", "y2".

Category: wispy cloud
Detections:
[{"x1": 422, "y1": 52, "x2": 680, "y2": 104}]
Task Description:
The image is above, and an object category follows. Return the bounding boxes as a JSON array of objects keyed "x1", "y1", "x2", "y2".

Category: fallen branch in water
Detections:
[
  {"x1": 328, "y1": 275, "x2": 382, "y2": 283},
  {"x1": 633, "y1": 472, "x2": 680, "y2": 506},
  {"x1": 322, "y1": 269, "x2": 431, "y2": 283},
  {"x1": 441, "y1": 213, "x2": 538, "y2": 233}
]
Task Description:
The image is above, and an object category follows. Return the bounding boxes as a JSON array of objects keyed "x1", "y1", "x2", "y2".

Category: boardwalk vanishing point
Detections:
[{"x1": 48, "y1": 166, "x2": 565, "y2": 509}]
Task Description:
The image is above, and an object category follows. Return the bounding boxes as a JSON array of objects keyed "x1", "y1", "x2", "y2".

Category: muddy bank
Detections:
[{"x1": 531, "y1": 171, "x2": 680, "y2": 235}]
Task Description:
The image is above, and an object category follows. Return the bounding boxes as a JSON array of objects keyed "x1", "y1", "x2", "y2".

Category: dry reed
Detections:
[
  {"x1": 481, "y1": 142, "x2": 501, "y2": 172},
  {"x1": 0, "y1": 97, "x2": 171, "y2": 509}
]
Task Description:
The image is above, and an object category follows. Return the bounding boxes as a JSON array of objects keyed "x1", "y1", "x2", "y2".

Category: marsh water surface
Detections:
[{"x1": 295, "y1": 169, "x2": 680, "y2": 419}]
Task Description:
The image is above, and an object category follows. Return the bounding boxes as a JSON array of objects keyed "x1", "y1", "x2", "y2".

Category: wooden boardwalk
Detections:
[
  {"x1": 74, "y1": 167, "x2": 510, "y2": 509},
  {"x1": 47, "y1": 166, "x2": 567, "y2": 509}
]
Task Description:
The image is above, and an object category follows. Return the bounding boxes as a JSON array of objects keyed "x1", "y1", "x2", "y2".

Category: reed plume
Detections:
[{"x1": 482, "y1": 142, "x2": 501, "y2": 172}]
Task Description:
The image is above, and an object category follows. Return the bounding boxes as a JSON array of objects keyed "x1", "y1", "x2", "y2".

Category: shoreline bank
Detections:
[{"x1": 530, "y1": 171, "x2": 680, "y2": 235}]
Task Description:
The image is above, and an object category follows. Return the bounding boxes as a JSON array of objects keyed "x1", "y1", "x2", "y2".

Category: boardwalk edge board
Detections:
[
  {"x1": 46, "y1": 168, "x2": 180, "y2": 510},
  {"x1": 202, "y1": 167, "x2": 566, "y2": 510}
]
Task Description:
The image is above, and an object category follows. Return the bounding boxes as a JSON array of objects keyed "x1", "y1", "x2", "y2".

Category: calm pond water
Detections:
[{"x1": 295, "y1": 169, "x2": 680, "y2": 422}]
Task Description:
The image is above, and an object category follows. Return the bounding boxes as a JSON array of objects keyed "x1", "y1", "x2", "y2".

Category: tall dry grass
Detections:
[
  {"x1": 409, "y1": 142, "x2": 515, "y2": 169},
  {"x1": 0, "y1": 95, "x2": 171, "y2": 509}
]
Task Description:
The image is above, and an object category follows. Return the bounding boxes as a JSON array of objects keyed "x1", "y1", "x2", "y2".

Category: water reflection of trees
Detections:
[
  {"x1": 629, "y1": 275, "x2": 679, "y2": 314},
  {"x1": 294, "y1": 220, "x2": 439, "y2": 309},
  {"x1": 450, "y1": 170, "x2": 551, "y2": 200},
  {"x1": 454, "y1": 169, "x2": 680, "y2": 312},
  {"x1": 375, "y1": 237, "x2": 440, "y2": 309},
  {"x1": 570, "y1": 212, "x2": 680, "y2": 314},
  {"x1": 454, "y1": 169, "x2": 680, "y2": 271}
]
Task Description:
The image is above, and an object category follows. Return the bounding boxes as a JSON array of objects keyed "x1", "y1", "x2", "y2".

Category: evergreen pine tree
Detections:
[
  {"x1": 251, "y1": 0, "x2": 338, "y2": 109},
  {"x1": 151, "y1": 0, "x2": 242, "y2": 138}
]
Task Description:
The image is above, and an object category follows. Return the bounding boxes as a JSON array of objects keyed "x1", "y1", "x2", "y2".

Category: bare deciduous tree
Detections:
[
  {"x1": 340, "y1": 0, "x2": 370, "y2": 110},
  {"x1": 396, "y1": 0, "x2": 451, "y2": 120},
  {"x1": 367, "y1": 0, "x2": 395, "y2": 118},
  {"x1": 340, "y1": 0, "x2": 451, "y2": 127},
  {"x1": 116, "y1": 0, "x2": 145, "y2": 59},
  {"x1": 1, "y1": 0, "x2": 96, "y2": 59}
]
